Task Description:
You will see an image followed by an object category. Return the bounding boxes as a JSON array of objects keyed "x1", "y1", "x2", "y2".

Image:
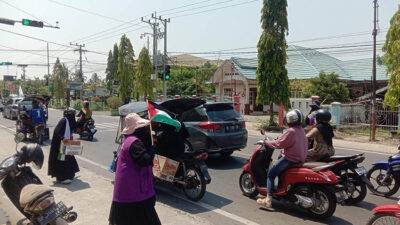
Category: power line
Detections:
[
  {"x1": 48, "y1": 0, "x2": 131, "y2": 24},
  {"x1": 161, "y1": 0, "x2": 234, "y2": 16},
  {"x1": 158, "y1": 0, "x2": 213, "y2": 13},
  {"x1": 85, "y1": 26, "x2": 148, "y2": 44}
]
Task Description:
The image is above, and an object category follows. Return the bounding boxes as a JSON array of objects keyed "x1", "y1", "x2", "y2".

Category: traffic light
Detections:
[
  {"x1": 0, "y1": 62, "x2": 12, "y2": 66},
  {"x1": 21, "y1": 19, "x2": 43, "y2": 28},
  {"x1": 165, "y1": 65, "x2": 171, "y2": 81}
]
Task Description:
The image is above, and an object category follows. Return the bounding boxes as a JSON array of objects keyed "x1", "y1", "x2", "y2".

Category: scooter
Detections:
[
  {"x1": 367, "y1": 145, "x2": 400, "y2": 197},
  {"x1": 367, "y1": 197, "x2": 400, "y2": 225},
  {"x1": 320, "y1": 153, "x2": 373, "y2": 204},
  {"x1": 239, "y1": 131, "x2": 341, "y2": 219},
  {"x1": 0, "y1": 133, "x2": 77, "y2": 225},
  {"x1": 76, "y1": 118, "x2": 97, "y2": 141}
]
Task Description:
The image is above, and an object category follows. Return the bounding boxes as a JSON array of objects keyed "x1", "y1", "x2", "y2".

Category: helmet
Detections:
[
  {"x1": 19, "y1": 144, "x2": 44, "y2": 169},
  {"x1": 316, "y1": 109, "x2": 331, "y2": 123},
  {"x1": 83, "y1": 101, "x2": 89, "y2": 108},
  {"x1": 285, "y1": 109, "x2": 304, "y2": 126},
  {"x1": 63, "y1": 108, "x2": 76, "y2": 118}
]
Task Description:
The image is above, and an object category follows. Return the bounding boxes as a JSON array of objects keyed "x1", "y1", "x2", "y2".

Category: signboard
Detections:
[
  {"x1": 67, "y1": 81, "x2": 83, "y2": 91},
  {"x1": 3, "y1": 75, "x2": 16, "y2": 81},
  {"x1": 95, "y1": 87, "x2": 108, "y2": 96}
]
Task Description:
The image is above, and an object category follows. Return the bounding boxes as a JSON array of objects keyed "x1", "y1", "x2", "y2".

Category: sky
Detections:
[{"x1": 0, "y1": 0, "x2": 398, "y2": 80}]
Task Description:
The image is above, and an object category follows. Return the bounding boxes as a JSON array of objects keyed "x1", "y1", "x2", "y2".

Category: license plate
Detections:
[
  {"x1": 355, "y1": 166, "x2": 366, "y2": 176},
  {"x1": 37, "y1": 202, "x2": 67, "y2": 225}
]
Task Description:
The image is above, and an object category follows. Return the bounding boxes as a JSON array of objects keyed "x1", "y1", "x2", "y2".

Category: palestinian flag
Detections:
[{"x1": 147, "y1": 100, "x2": 181, "y2": 131}]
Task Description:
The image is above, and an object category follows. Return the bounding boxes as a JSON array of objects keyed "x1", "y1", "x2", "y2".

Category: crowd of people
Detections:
[{"x1": 45, "y1": 99, "x2": 335, "y2": 224}]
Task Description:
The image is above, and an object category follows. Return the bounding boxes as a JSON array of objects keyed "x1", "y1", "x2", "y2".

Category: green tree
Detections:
[
  {"x1": 383, "y1": 8, "x2": 400, "y2": 108},
  {"x1": 136, "y1": 47, "x2": 154, "y2": 100},
  {"x1": 305, "y1": 72, "x2": 350, "y2": 104},
  {"x1": 22, "y1": 78, "x2": 49, "y2": 95},
  {"x1": 256, "y1": 0, "x2": 290, "y2": 125},
  {"x1": 87, "y1": 73, "x2": 102, "y2": 93},
  {"x1": 117, "y1": 35, "x2": 135, "y2": 104},
  {"x1": 105, "y1": 50, "x2": 114, "y2": 93},
  {"x1": 51, "y1": 58, "x2": 68, "y2": 101}
]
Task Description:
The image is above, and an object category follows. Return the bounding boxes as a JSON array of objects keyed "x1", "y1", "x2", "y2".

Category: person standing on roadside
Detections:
[
  {"x1": 48, "y1": 108, "x2": 80, "y2": 184},
  {"x1": 109, "y1": 113, "x2": 161, "y2": 225}
]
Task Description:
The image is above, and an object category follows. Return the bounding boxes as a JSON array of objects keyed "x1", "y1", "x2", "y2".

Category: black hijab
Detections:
[
  {"x1": 131, "y1": 126, "x2": 152, "y2": 149},
  {"x1": 316, "y1": 122, "x2": 334, "y2": 147}
]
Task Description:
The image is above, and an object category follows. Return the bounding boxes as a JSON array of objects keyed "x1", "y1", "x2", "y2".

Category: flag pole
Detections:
[{"x1": 146, "y1": 99, "x2": 155, "y2": 145}]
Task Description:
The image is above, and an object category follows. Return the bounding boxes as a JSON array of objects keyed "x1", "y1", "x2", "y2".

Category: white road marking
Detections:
[
  {"x1": 76, "y1": 155, "x2": 109, "y2": 171},
  {"x1": 156, "y1": 187, "x2": 261, "y2": 225},
  {"x1": 0, "y1": 124, "x2": 16, "y2": 133}
]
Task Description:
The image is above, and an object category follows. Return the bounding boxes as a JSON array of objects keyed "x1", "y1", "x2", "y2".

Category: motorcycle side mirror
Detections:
[
  {"x1": 260, "y1": 130, "x2": 265, "y2": 135},
  {"x1": 397, "y1": 145, "x2": 400, "y2": 151}
]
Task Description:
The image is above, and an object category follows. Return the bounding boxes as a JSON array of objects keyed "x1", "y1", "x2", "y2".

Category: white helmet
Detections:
[{"x1": 285, "y1": 109, "x2": 304, "y2": 126}]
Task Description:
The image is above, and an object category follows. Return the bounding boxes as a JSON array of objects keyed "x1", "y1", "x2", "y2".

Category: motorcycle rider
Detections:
[
  {"x1": 76, "y1": 100, "x2": 92, "y2": 132},
  {"x1": 306, "y1": 109, "x2": 335, "y2": 162},
  {"x1": 257, "y1": 109, "x2": 308, "y2": 208},
  {"x1": 305, "y1": 100, "x2": 320, "y2": 132},
  {"x1": 30, "y1": 100, "x2": 45, "y2": 127}
]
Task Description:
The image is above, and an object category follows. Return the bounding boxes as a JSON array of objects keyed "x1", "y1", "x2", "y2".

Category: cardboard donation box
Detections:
[
  {"x1": 153, "y1": 154, "x2": 179, "y2": 182},
  {"x1": 61, "y1": 139, "x2": 83, "y2": 155}
]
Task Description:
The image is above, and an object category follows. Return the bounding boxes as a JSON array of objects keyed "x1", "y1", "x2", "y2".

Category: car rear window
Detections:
[{"x1": 205, "y1": 104, "x2": 241, "y2": 122}]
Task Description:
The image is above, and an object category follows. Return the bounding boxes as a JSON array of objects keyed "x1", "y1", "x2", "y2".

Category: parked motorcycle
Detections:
[
  {"x1": 367, "y1": 146, "x2": 400, "y2": 197},
  {"x1": 239, "y1": 132, "x2": 341, "y2": 219},
  {"x1": 320, "y1": 153, "x2": 373, "y2": 204},
  {"x1": 367, "y1": 197, "x2": 400, "y2": 225},
  {"x1": 0, "y1": 133, "x2": 77, "y2": 225},
  {"x1": 75, "y1": 118, "x2": 97, "y2": 141}
]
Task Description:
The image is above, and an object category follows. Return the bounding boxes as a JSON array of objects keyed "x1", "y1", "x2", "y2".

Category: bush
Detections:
[
  {"x1": 72, "y1": 100, "x2": 82, "y2": 111},
  {"x1": 92, "y1": 96, "x2": 101, "y2": 102},
  {"x1": 257, "y1": 118, "x2": 283, "y2": 132},
  {"x1": 107, "y1": 96, "x2": 123, "y2": 110}
]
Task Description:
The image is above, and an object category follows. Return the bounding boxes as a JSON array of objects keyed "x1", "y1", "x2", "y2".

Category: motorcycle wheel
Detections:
[
  {"x1": 343, "y1": 173, "x2": 367, "y2": 205},
  {"x1": 293, "y1": 185, "x2": 336, "y2": 220},
  {"x1": 182, "y1": 167, "x2": 206, "y2": 202},
  {"x1": 239, "y1": 172, "x2": 258, "y2": 198},
  {"x1": 88, "y1": 135, "x2": 93, "y2": 141},
  {"x1": 367, "y1": 213, "x2": 400, "y2": 225},
  {"x1": 367, "y1": 166, "x2": 400, "y2": 197},
  {"x1": 37, "y1": 133, "x2": 43, "y2": 145}
]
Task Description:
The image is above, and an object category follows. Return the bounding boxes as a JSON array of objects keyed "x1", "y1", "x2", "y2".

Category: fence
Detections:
[{"x1": 338, "y1": 103, "x2": 398, "y2": 131}]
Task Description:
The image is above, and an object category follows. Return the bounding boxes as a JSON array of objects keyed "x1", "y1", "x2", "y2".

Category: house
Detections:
[{"x1": 210, "y1": 45, "x2": 388, "y2": 113}]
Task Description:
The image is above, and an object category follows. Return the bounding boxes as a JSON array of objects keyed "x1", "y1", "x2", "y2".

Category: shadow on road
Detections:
[
  {"x1": 353, "y1": 201, "x2": 377, "y2": 211},
  {"x1": 206, "y1": 155, "x2": 246, "y2": 170},
  {"x1": 156, "y1": 184, "x2": 233, "y2": 215},
  {"x1": 51, "y1": 177, "x2": 91, "y2": 192},
  {"x1": 260, "y1": 201, "x2": 354, "y2": 225}
]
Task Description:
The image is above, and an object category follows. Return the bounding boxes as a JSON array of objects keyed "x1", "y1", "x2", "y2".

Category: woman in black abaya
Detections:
[{"x1": 48, "y1": 108, "x2": 80, "y2": 184}]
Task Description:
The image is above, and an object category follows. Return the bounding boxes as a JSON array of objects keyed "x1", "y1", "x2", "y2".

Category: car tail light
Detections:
[
  {"x1": 198, "y1": 121, "x2": 221, "y2": 132},
  {"x1": 195, "y1": 152, "x2": 208, "y2": 160},
  {"x1": 242, "y1": 121, "x2": 246, "y2": 129}
]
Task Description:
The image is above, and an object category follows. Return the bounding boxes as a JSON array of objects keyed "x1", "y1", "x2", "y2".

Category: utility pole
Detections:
[
  {"x1": 70, "y1": 42, "x2": 86, "y2": 99},
  {"x1": 142, "y1": 13, "x2": 160, "y2": 95},
  {"x1": 370, "y1": 0, "x2": 378, "y2": 141},
  {"x1": 17, "y1": 64, "x2": 27, "y2": 80},
  {"x1": 153, "y1": 14, "x2": 170, "y2": 99},
  {"x1": 47, "y1": 43, "x2": 50, "y2": 79}
]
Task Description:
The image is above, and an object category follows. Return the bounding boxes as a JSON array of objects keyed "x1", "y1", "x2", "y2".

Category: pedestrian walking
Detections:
[
  {"x1": 48, "y1": 108, "x2": 80, "y2": 184},
  {"x1": 109, "y1": 113, "x2": 161, "y2": 225}
]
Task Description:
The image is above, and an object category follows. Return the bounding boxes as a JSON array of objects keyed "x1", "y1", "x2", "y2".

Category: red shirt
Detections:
[{"x1": 265, "y1": 126, "x2": 308, "y2": 163}]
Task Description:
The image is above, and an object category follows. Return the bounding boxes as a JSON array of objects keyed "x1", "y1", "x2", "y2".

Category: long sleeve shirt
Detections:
[{"x1": 265, "y1": 126, "x2": 308, "y2": 163}]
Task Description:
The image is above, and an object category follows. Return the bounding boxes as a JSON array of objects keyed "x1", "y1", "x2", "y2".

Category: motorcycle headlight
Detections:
[{"x1": 0, "y1": 156, "x2": 16, "y2": 169}]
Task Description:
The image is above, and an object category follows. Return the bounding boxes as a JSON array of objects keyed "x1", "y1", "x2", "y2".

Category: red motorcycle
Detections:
[
  {"x1": 239, "y1": 133, "x2": 342, "y2": 219},
  {"x1": 367, "y1": 198, "x2": 400, "y2": 225}
]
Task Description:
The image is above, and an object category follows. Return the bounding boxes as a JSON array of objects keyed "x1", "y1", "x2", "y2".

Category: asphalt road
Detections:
[{"x1": 0, "y1": 109, "x2": 397, "y2": 225}]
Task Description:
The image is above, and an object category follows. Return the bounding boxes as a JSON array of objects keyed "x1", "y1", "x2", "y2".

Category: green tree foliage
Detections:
[
  {"x1": 51, "y1": 58, "x2": 68, "y2": 101},
  {"x1": 305, "y1": 72, "x2": 349, "y2": 104},
  {"x1": 256, "y1": 0, "x2": 290, "y2": 124},
  {"x1": 22, "y1": 78, "x2": 50, "y2": 95},
  {"x1": 105, "y1": 44, "x2": 120, "y2": 95},
  {"x1": 86, "y1": 73, "x2": 103, "y2": 93},
  {"x1": 167, "y1": 64, "x2": 216, "y2": 97},
  {"x1": 136, "y1": 47, "x2": 154, "y2": 100},
  {"x1": 117, "y1": 35, "x2": 135, "y2": 104},
  {"x1": 383, "y1": 8, "x2": 400, "y2": 108},
  {"x1": 290, "y1": 79, "x2": 311, "y2": 98}
]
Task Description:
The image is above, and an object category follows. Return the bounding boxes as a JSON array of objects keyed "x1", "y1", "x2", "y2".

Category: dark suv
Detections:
[{"x1": 160, "y1": 98, "x2": 248, "y2": 157}]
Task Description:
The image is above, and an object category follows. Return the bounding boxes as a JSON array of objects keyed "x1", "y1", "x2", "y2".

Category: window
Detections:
[
  {"x1": 206, "y1": 104, "x2": 240, "y2": 122},
  {"x1": 182, "y1": 107, "x2": 208, "y2": 122},
  {"x1": 298, "y1": 102, "x2": 302, "y2": 108}
]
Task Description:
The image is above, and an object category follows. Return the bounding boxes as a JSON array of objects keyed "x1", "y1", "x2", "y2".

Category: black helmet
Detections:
[
  {"x1": 19, "y1": 144, "x2": 44, "y2": 169},
  {"x1": 316, "y1": 109, "x2": 332, "y2": 123},
  {"x1": 83, "y1": 100, "x2": 89, "y2": 108},
  {"x1": 63, "y1": 108, "x2": 76, "y2": 118}
]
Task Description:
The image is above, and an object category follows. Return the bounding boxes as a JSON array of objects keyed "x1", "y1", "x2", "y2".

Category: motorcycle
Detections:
[
  {"x1": 16, "y1": 111, "x2": 48, "y2": 145},
  {"x1": 366, "y1": 145, "x2": 400, "y2": 197},
  {"x1": 75, "y1": 118, "x2": 97, "y2": 141},
  {"x1": 367, "y1": 197, "x2": 400, "y2": 225},
  {"x1": 320, "y1": 153, "x2": 373, "y2": 204},
  {"x1": 0, "y1": 133, "x2": 77, "y2": 225},
  {"x1": 239, "y1": 131, "x2": 341, "y2": 219}
]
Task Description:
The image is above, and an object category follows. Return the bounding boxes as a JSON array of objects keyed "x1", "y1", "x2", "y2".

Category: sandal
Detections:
[{"x1": 257, "y1": 197, "x2": 272, "y2": 207}]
